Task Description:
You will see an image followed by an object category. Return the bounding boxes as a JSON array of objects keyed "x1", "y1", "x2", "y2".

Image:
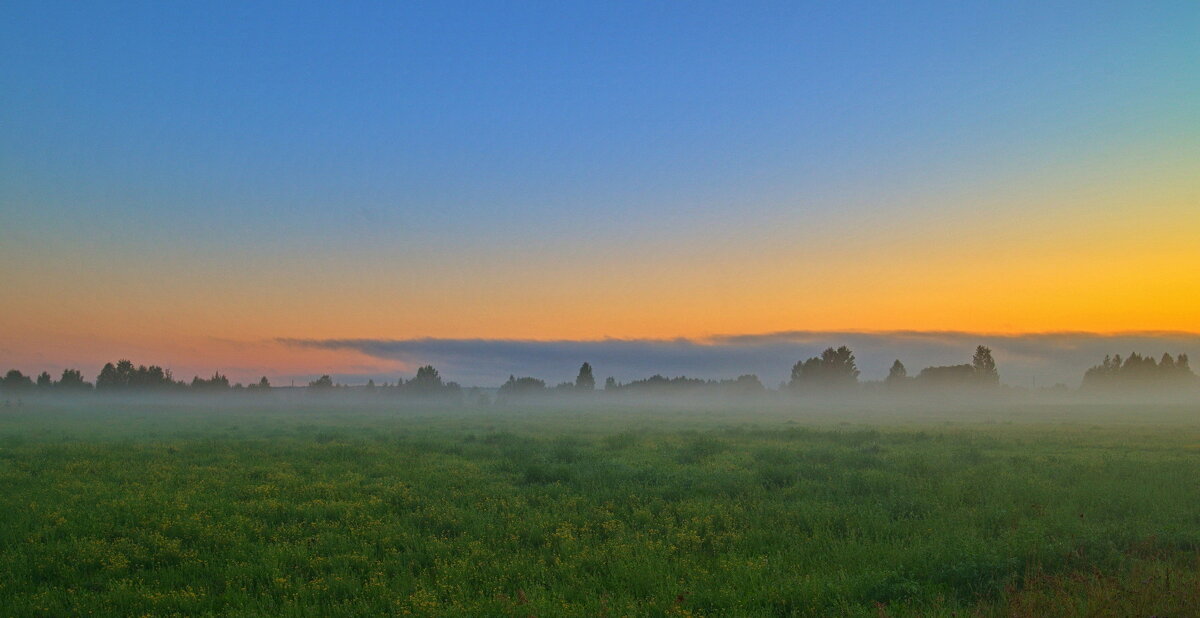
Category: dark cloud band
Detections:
[{"x1": 278, "y1": 331, "x2": 1200, "y2": 389}]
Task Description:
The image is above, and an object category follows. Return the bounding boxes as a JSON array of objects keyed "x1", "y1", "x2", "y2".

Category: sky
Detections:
[{"x1": 2, "y1": 2, "x2": 1198, "y2": 386}]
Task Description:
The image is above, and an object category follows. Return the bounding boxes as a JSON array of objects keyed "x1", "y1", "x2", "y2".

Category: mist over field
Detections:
[{"x1": 4, "y1": 397, "x2": 1200, "y2": 615}]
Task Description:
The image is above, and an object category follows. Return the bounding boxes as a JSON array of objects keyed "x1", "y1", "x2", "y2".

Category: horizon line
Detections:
[{"x1": 275, "y1": 329, "x2": 1200, "y2": 346}]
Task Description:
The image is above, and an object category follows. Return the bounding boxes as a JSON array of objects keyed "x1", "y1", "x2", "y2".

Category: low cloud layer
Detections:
[{"x1": 279, "y1": 331, "x2": 1200, "y2": 389}]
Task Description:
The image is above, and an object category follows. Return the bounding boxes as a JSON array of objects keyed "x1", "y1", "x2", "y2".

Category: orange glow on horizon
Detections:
[{"x1": 3, "y1": 160, "x2": 1197, "y2": 379}]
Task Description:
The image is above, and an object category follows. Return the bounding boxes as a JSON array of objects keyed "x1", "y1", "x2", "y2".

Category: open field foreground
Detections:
[{"x1": 2, "y1": 403, "x2": 1200, "y2": 616}]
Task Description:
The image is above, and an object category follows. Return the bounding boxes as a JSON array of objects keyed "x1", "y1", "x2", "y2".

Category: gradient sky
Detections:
[{"x1": 2, "y1": 2, "x2": 1198, "y2": 384}]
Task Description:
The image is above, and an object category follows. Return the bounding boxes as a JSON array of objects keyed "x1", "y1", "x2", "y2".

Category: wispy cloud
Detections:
[{"x1": 278, "y1": 331, "x2": 1200, "y2": 388}]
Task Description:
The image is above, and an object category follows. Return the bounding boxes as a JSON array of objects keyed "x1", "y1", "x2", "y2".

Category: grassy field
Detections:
[{"x1": 1, "y1": 402, "x2": 1199, "y2": 616}]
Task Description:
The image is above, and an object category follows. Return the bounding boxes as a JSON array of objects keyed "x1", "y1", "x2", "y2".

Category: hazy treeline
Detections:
[
  {"x1": 3, "y1": 345, "x2": 1197, "y2": 403},
  {"x1": 1081, "y1": 352, "x2": 1194, "y2": 391},
  {"x1": 308, "y1": 364, "x2": 464, "y2": 399},
  {"x1": 881, "y1": 346, "x2": 1000, "y2": 390}
]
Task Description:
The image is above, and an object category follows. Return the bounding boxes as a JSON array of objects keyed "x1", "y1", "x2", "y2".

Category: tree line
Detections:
[
  {"x1": 306, "y1": 365, "x2": 463, "y2": 398},
  {"x1": 1082, "y1": 353, "x2": 1194, "y2": 390},
  {"x1": 2, "y1": 346, "x2": 1197, "y2": 399},
  {"x1": 881, "y1": 346, "x2": 1000, "y2": 390}
]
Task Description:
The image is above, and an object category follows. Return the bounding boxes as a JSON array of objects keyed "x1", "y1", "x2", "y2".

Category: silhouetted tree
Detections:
[
  {"x1": 191, "y1": 372, "x2": 231, "y2": 391},
  {"x1": 913, "y1": 347, "x2": 1001, "y2": 390},
  {"x1": 94, "y1": 359, "x2": 180, "y2": 390},
  {"x1": 790, "y1": 346, "x2": 859, "y2": 390},
  {"x1": 141, "y1": 366, "x2": 165, "y2": 387},
  {"x1": 247, "y1": 376, "x2": 271, "y2": 391},
  {"x1": 604, "y1": 377, "x2": 617, "y2": 390},
  {"x1": 309, "y1": 375, "x2": 335, "y2": 389},
  {"x1": 885, "y1": 360, "x2": 909, "y2": 388},
  {"x1": 575, "y1": 362, "x2": 595, "y2": 391},
  {"x1": 115, "y1": 360, "x2": 135, "y2": 386},
  {"x1": 407, "y1": 365, "x2": 444, "y2": 395},
  {"x1": 498, "y1": 375, "x2": 546, "y2": 400},
  {"x1": 791, "y1": 357, "x2": 821, "y2": 384},
  {"x1": 972, "y1": 346, "x2": 999, "y2": 385},
  {"x1": 132, "y1": 365, "x2": 175, "y2": 389},
  {"x1": 36, "y1": 372, "x2": 52, "y2": 389},
  {"x1": 96, "y1": 362, "x2": 119, "y2": 390},
  {"x1": 56, "y1": 368, "x2": 91, "y2": 391},
  {"x1": 391, "y1": 365, "x2": 460, "y2": 400},
  {"x1": 1, "y1": 370, "x2": 34, "y2": 393}
]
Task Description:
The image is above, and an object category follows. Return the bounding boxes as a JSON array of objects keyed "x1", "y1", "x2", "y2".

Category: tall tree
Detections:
[
  {"x1": 972, "y1": 346, "x2": 999, "y2": 385},
  {"x1": 575, "y1": 362, "x2": 595, "y2": 391},
  {"x1": 115, "y1": 360, "x2": 135, "y2": 386}
]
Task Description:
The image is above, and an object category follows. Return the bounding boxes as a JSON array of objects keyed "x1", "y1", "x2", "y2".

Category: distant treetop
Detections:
[
  {"x1": 575, "y1": 362, "x2": 596, "y2": 391},
  {"x1": 790, "y1": 346, "x2": 859, "y2": 391}
]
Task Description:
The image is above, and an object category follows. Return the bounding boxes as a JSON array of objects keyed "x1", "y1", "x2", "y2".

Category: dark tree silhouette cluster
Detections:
[
  {"x1": 1082, "y1": 352, "x2": 1195, "y2": 390},
  {"x1": 308, "y1": 365, "x2": 465, "y2": 399},
  {"x1": 247, "y1": 376, "x2": 272, "y2": 391},
  {"x1": 191, "y1": 372, "x2": 232, "y2": 391},
  {"x1": 603, "y1": 373, "x2": 765, "y2": 397},
  {"x1": 406, "y1": 365, "x2": 453, "y2": 396},
  {"x1": 97, "y1": 360, "x2": 184, "y2": 391},
  {"x1": 789, "y1": 346, "x2": 859, "y2": 391},
  {"x1": 1, "y1": 368, "x2": 94, "y2": 395},
  {"x1": 308, "y1": 375, "x2": 335, "y2": 389},
  {"x1": 887, "y1": 346, "x2": 1001, "y2": 390},
  {"x1": 498, "y1": 375, "x2": 547, "y2": 400},
  {"x1": 1, "y1": 360, "x2": 264, "y2": 396},
  {"x1": 1, "y1": 369, "x2": 35, "y2": 393}
]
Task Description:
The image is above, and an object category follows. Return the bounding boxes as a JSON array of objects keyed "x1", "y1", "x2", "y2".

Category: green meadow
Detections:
[{"x1": 2, "y1": 402, "x2": 1199, "y2": 616}]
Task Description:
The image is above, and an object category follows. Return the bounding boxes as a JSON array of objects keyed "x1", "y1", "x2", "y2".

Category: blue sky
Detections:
[
  {"x1": 2, "y1": 2, "x2": 1198, "y2": 383},
  {"x1": 5, "y1": 1, "x2": 1195, "y2": 249}
]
